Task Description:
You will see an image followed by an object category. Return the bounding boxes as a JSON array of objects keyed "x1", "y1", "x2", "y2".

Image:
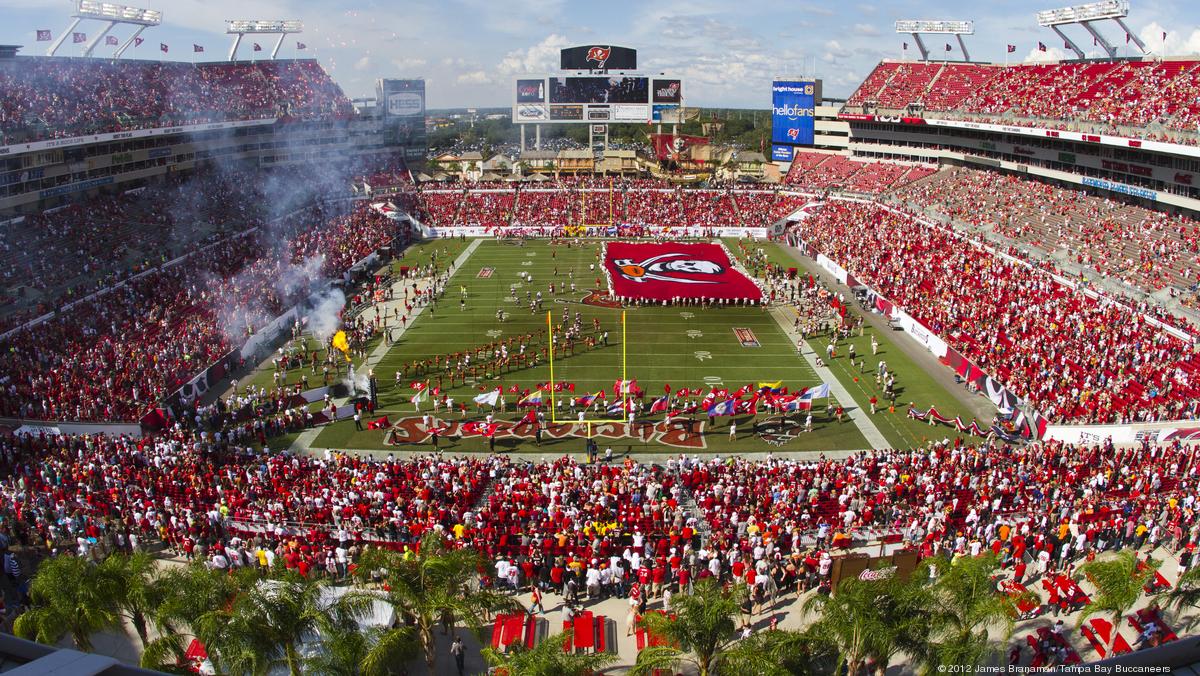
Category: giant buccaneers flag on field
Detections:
[{"x1": 605, "y1": 241, "x2": 763, "y2": 303}]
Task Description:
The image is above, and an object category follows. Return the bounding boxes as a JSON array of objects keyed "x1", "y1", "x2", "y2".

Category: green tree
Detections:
[
  {"x1": 304, "y1": 623, "x2": 418, "y2": 676},
  {"x1": 99, "y1": 551, "x2": 161, "y2": 648},
  {"x1": 13, "y1": 555, "x2": 120, "y2": 652},
  {"x1": 630, "y1": 578, "x2": 769, "y2": 676},
  {"x1": 196, "y1": 571, "x2": 369, "y2": 676},
  {"x1": 140, "y1": 563, "x2": 262, "y2": 672},
  {"x1": 1166, "y1": 565, "x2": 1200, "y2": 632},
  {"x1": 353, "y1": 533, "x2": 519, "y2": 674},
  {"x1": 922, "y1": 554, "x2": 1033, "y2": 672},
  {"x1": 803, "y1": 573, "x2": 933, "y2": 675},
  {"x1": 1078, "y1": 551, "x2": 1160, "y2": 652},
  {"x1": 482, "y1": 629, "x2": 616, "y2": 676}
]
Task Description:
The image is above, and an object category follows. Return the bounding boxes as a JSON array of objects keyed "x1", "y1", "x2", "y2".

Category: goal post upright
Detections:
[{"x1": 547, "y1": 309, "x2": 627, "y2": 424}]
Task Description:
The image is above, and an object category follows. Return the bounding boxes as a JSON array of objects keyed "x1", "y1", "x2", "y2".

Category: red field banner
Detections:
[{"x1": 604, "y1": 242, "x2": 762, "y2": 303}]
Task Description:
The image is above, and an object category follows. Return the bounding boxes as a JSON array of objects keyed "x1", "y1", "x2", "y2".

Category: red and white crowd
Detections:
[
  {"x1": 0, "y1": 58, "x2": 351, "y2": 144},
  {"x1": 783, "y1": 151, "x2": 938, "y2": 194},
  {"x1": 847, "y1": 60, "x2": 1200, "y2": 143},
  {"x1": 788, "y1": 200, "x2": 1200, "y2": 424}
]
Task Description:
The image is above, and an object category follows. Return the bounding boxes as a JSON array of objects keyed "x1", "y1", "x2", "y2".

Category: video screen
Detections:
[{"x1": 549, "y1": 76, "x2": 648, "y2": 104}]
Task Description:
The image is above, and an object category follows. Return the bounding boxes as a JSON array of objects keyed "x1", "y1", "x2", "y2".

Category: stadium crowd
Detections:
[
  {"x1": 0, "y1": 427, "x2": 1195, "y2": 636},
  {"x1": 846, "y1": 60, "x2": 1200, "y2": 143},
  {"x1": 0, "y1": 201, "x2": 397, "y2": 422},
  {"x1": 790, "y1": 200, "x2": 1200, "y2": 424},
  {"x1": 783, "y1": 151, "x2": 937, "y2": 194},
  {"x1": 0, "y1": 58, "x2": 351, "y2": 144}
]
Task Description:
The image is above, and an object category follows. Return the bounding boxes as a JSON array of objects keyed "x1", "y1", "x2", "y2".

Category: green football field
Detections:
[{"x1": 274, "y1": 238, "x2": 986, "y2": 455}]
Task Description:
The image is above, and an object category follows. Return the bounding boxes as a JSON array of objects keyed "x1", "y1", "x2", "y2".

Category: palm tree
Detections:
[
  {"x1": 630, "y1": 578, "x2": 753, "y2": 676},
  {"x1": 1166, "y1": 565, "x2": 1200, "y2": 632},
  {"x1": 13, "y1": 554, "x2": 121, "y2": 652},
  {"x1": 192, "y1": 571, "x2": 369, "y2": 676},
  {"x1": 98, "y1": 551, "x2": 161, "y2": 648},
  {"x1": 482, "y1": 629, "x2": 616, "y2": 676},
  {"x1": 803, "y1": 573, "x2": 932, "y2": 675},
  {"x1": 140, "y1": 563, "x2": 261, "y2": 672},
  {"x1": 1078, "y1": 550, "x2": 1160, "y2": 653},
  {"x1": 353, "y1": 533, "x2": 520, "y2": 674},
  {"x1": 304, "y1": 623, "x2": 418, "y2": 676},
  {"x1": 922, "y1": 554, "x2": 1034, "y2": 671}
]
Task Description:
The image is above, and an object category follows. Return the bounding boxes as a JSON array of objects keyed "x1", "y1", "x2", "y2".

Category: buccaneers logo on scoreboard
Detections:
[
  {"x1": 787, "y1": 128, "x2": 800, "y2": 140},
  {"x1": 586, "y1": 46, "x2": 611, "y2": 67}
]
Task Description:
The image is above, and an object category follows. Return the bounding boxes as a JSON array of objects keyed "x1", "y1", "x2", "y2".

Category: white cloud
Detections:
[
  {"x1": 456, "y1": 70, "x2": 489, "y2": 85},
  {"x1": 853, "y1": 23, "x2": 881, "y2": 37},
  {"x1": 1140, "y1": 21, "x2": 1200, "y2": 56},
  {"x1": 353, "y1": 56, "x2": 371, "y2": 71},
  {"x1": 1023, "y1": 45, "x2": 1070, "y2": 62},
  {"x1": 496, "y1": 34, "x2": 572, "y2": 76}
]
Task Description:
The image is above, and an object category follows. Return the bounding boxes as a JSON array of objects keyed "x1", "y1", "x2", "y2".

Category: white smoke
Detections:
[{"x1": 305, "y1": 287, "x2": 346, "y2": 344}]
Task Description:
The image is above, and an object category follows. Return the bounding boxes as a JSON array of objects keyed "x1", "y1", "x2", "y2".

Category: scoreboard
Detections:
[
  {"x1": 770, "y1": 80, "x2": 820, "y2": 162},
  {"x1": 513, "y1": 75, "x2": 682, "y2": 124}
]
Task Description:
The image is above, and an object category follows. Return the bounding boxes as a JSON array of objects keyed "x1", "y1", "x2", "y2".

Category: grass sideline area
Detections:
[{"x1": 280, "y1": 238, "x2": 989, "y2": 455}]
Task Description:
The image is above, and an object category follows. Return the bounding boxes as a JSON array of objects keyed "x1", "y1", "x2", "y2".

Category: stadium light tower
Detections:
[
  {"x1": 1035, "y1": 0, "x2": 1146, "y2": 59},
  {"x1": 47, "y1": 1, "x2": 162, "y2": 58},
  {"x1": 226, "y1": 20, "x2": 304, "y2": 60},
  {"x1": 895, "y1": 20, "x2": 975, "y2": 61}
]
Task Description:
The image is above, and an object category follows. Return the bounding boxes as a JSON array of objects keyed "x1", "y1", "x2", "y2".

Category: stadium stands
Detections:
[
  {"x1": 786, "y1": 199, "x2": 1200, "y2": 424},
  {"x1": 891, "y1": 167, "x2": 1200, "y2": 297},
  {"x1": 783, "y1": 151, "x2": 934, "y2": 194},
  {"x1": 0, "y1": 58, "x2": 351, "y2": 144},
  {"x1": 845, "y1": 59, "x2": 1200, "y2": 143}
]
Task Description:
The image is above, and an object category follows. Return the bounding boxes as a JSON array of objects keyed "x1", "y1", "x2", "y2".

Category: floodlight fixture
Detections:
[
  {"x1": 895, "y1": 19, "x2": 975, "y2": 61},
  {"x1": 1034, "y1": 0, "x2": 1144, "y2": 59},
  {"x1": 226, "y1": 19, "x2": 305, "y2": 60},
  {"x1": 48, "y1": 0, "x2": 162, "y2": 57}
]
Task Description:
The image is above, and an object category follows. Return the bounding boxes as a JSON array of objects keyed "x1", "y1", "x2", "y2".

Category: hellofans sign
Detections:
[
  {"x1": 771, "y1": 80, "x2": 816, "y2": 151},
  {"x1": 604, "y1": 242, "x2": 762, "y2": 303}
]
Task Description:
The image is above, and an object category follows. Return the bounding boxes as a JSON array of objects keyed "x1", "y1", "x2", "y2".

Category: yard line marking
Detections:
[{"x1": 767, "y1": 306, "x2": 892, "y2": 450}]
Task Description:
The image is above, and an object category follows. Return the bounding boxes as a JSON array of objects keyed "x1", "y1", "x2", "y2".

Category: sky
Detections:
[{"x1": 3, "y1": 0, "x2": 1200, "y2": 108}]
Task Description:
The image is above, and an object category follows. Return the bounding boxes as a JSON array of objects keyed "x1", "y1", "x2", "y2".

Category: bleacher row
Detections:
[
  {"x1": 0, "y1": 57, "x2": 352, "y2": 144},
  {"x1": 782, "y1": 151, "x2": 938, "y2": 193},
  {"x1": 412, "y1": 187, "x2": 811, "y2": 231},
  {"x1": 846, "y1": 59, "x2": 1200, "y2": 142}
]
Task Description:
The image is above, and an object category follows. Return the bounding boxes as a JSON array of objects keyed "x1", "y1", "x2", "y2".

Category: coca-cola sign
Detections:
[{"x1": 858, "y1": 566, "x2": 897, "y2": 581}]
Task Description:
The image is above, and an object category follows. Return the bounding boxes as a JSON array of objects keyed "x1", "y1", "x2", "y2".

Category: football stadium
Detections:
[{"x1": 1, "y1": 0, "x2": 1200, "y2": 674}]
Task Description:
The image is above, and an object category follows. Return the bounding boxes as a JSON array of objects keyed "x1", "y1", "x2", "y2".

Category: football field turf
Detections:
[{"x1": 301, "y1": 238, "x2": 985, "y2": 455}]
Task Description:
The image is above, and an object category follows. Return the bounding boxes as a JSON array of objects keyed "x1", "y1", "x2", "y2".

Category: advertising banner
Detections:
[
  {"x1": 772, "y1": 144, "x2": 795, "y2": 162},
  {"x1": 771, "y1": 80, "x2": 816, "y2": 146}
]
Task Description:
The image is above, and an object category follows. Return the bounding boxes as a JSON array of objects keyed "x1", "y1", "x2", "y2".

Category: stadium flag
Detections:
[
  {"x1": 36, "y1": 30, "x2": 51, "y2": 41},
  {"x1": 134, "y1": 37, "x2": 143, "y2": 47},
  {"x1": 1064, "y1": 41, "x2": 1070, "y2": 49},
  {"x1": 664, "y1": 383, "x2": 671, "y2": 394},
  {"x1": 160, "y1": 43, "x2": 168, "y2": 53},
  {"x1": 706, "y1": 398, "x2": 738, "y2": 416},
  {"x1": 1007, "y1": 44, "x2": 1015, "y2": 53},
  {"x1": 1093, "y1": 36, "x2": 1098, "y2": 46},
  {"x1": 105, "y1": 35, "x2": 119, "y2": 46},
  {"x1": 507, "y1": 384, "x2": 520, "y2": 394},
  {"x1": 411, "y1": 386, "x2": 428, "y2": 404},
  {"x1": 297, "y1": 41, "x2": 307, "y2": 50},
  {"x1": 945, "y1": 43, "x2": 952, "y2": 52},
  {"x1": 194, "y1": 44, "x2": 204, "y2": 53},
  {"x1": 519, "y1": 390, "x2": 544, "y2": 406},
  {"x1": 575, "y1": 392, "x2": 599, "y2": 407},
  {"x1": 808, "y1": 383, "x2": 831, "y2": 400},
  {"x1": 253, "y1": 43, "x2": 263, "y2": 52},
  {"x1": 902, "y1": 41, "x2": 908, "y2": 50},
  {"x1": 1125, "y1": 32, "x2": 1131, "y2": 44},
  {"x1": 1163, "y1": 31, "x2": 1168, "y2": 40},
  {"x1": 781, "y1": 396, "x2": 809, "y2": 412},
  {"x1": 473, "y1": 390, "x2": 501, "y2": 407},
  {"x1": 1038, "y1": 41, "x2": 1047, "y2": 52},
  {"x1": 72, "y1": 32, "x2": 86, "y2": 43},
  {"x1": 758, "y1": 381, "x2": 783, "y2": 394},
  {"x1": 650, "y1": 395, "x2": 670, "y2": 413}
]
